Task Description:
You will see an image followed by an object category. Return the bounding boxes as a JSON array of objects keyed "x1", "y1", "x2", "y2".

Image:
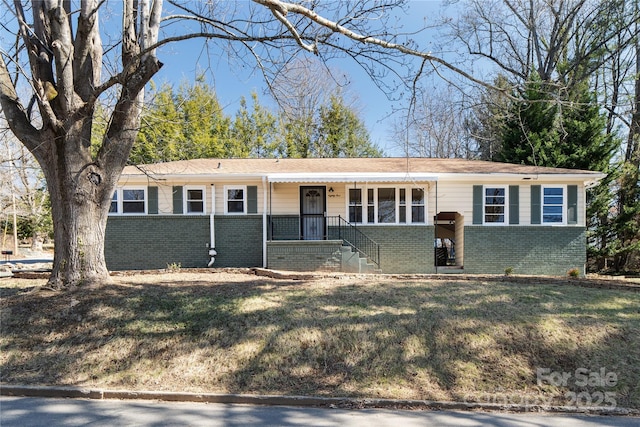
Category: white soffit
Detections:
[{"x1": 267, "y1": 172, "x2": 438, "y2": 183}]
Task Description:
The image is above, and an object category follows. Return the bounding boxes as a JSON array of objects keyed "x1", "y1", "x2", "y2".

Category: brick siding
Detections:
[
  {"x1": 105, "y1": 216, "x2": 210, "y2": 270},
  {"x1": 463, "y1": 226, "x2": 586, "y2": 275},
  {"x1": 213, "y1": 215, "x2": 263, "y2": 267},
  {"x1": 267, "y1": 240, "x2": 343, "y2": 272},
  {"x1": 354, "y1": 225, "x2": 436, "y2": 274}
]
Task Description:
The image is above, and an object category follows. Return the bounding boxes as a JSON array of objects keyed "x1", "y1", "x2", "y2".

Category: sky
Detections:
[{"x1": 150, "y1": 1, "x2": 456, "y2": 157}]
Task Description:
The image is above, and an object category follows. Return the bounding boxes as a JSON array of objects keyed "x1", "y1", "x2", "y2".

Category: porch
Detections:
[{"x1": 267, "y1": 215, "x2": 381, "y2": 273}]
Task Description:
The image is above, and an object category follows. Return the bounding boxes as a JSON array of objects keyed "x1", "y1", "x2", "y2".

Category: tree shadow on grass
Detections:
[{"x1": 1, "y1": 275, "x2": 639, "y2": 408}]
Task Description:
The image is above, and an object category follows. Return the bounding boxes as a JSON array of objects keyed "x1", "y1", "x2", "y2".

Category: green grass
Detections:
[{"x1": 1, "y1": 272, "x2": 639, "y2": 408}]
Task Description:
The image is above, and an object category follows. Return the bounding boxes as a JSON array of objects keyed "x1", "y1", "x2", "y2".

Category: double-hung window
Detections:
[
  {"x1": 377, "y1": 188, "x2": 396, "y2": 223},
  {"x1": 225, "y1": 186, "x2": 246, "y2": 214},
  {"x1": 109, "y1": 187, "x2": 147, "y2": 214},
  {"x1": 542, "y1": 186, "x2": 564, "y2": 224},
  {"x1": 367, "y1": 189, "x2": 375, "y2": 223},
  {"x1": 185, "y1": 186, "x2": 205, "y2": 214},
  {"x1": 484, "y1": 187, "x2": 507, "y2": 224},
  {"x1": 348, "y1": 189, "x2": 363, "y2": 223},
  {"x1": 109, "y1": 191, "x2": 118, "y2": 213},
  {"x1": 399, "y1": 189, "x2": 407, "y2": 223},
  {"x1": 412, "y1": 189, "x2": 426, "y2": 223},
  {"x1": 122, "y1": 188, "x2": 146, "y2": 213}
]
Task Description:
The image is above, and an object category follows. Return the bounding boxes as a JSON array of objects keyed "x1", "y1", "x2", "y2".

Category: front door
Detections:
[{"x1": 300, "y1": 186, "x2": 326, "y2": 240}]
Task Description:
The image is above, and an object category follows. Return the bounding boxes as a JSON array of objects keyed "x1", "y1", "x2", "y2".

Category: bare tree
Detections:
[
  {"x1": 0, "y1": 132, "x2": 50, "y2": 251},
  {"x1": 0, "y1": 0, "x2": 492, "y2": 289},
  {"x1": 393, "y1": 84, "x2": 476, "y2": 158}
]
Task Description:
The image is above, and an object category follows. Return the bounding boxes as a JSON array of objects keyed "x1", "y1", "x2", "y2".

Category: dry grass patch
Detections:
[{"x1": 1, "y1": 271, "x2": 639, "y2": 408}]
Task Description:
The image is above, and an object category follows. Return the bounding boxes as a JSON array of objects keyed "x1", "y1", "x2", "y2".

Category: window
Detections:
[
  {"x1": 412, "y1": 189, "x2": 425, "y2": 223},
  {"x1": 109, "y1": 187, "x2": 147, "y2": 214},
  {"x1": 185, "y1": 186, "x2": 205, "y2": 214},
  {"x1": 225, "y1": 186, "x2": 246, "y2": 214},
  {"x1": 377, "y1": 188, "x2": 396, "y2": 223},
  {"x1": 543, "y1": 186, "x2": 564, "y2": 224},
  {"x1": 367, "y1": 189, "x2": 375, "y2": 223},
  {"x1": 348, "y1": 189, "x2": 362, "y2": 223},
  {"x1": 347, "y1": 187, "x2": 427, "y2": 224},
  {"x1": 399, "y1": 189, "x2": 407, "y2": 223},
  {"x1": 110, "y1": 191, "x2": 118, "y2": 213},
  {"x1": 122, "y1": 189, "x2": 146, "y2": 213},
  {"x1": 484, "y1": 187, "x2": 507, "y2": 223}
]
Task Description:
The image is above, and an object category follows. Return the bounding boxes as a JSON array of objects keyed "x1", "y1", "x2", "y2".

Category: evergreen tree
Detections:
[
  {"x1": 177, "y1": 80, "x2": 232, "y2": 159},
  {"x1": 499, "y1": 72, "x2": 619, "y2": 270},
  {"x1": 131, "y1": 83, "x2": 184, "y2": 164},
  {"x1": 231, "y1": 93, "x2": 281, "y2": 158},
  {"x1": 131, "y1": 81, "x2": 235, "y2": 163},
  {"x1": 316, "y1": 95, "x2": 382, "y2": 157},
  {"x1": 499, "y1": 75, "x2": 616, "y2": 171}
]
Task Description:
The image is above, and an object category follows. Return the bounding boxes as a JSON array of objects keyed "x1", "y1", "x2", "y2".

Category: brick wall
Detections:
[
  {"x1": 105, "y1": 216, "x2": 210, "y2": 270},
  {"x1": 354, "y1": 225, "x2": 436, "y2": 274},
  {"x1": 463, "y1": 226, "x2": 586, "y2": 275},
  {"x1": 213, "y1": 215, "x2": 263, "y2": 267},
  {"x1": 105, "y1": 215, "x2": 263, "y2": 270},
  {"x1": 267, "y1": 240, "x2": 344, "y2": 272}
]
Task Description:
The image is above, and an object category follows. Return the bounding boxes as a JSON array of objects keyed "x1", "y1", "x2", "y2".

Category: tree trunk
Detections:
[{"x1": 36, "y1": 123, "x2": 117, "y2": 288}]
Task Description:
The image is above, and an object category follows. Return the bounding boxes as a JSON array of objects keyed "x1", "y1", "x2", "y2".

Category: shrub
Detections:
[{"x1": 567, "y1": 268, "x2": 580, "y2": 278}]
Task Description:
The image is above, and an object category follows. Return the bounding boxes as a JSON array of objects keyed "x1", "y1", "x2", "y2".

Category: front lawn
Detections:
[{"x1": 1, "y1": 271, "x2": 639, "y2": 408}]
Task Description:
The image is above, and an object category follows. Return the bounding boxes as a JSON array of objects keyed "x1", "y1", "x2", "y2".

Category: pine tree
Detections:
[{"x1": 499, "y1": 73, "x2": 619, "y2": 270}]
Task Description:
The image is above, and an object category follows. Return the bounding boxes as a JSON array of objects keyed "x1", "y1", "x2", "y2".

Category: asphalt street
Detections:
[{"x1": 2, "y1": 396, "x2": 639, "y2": 427}]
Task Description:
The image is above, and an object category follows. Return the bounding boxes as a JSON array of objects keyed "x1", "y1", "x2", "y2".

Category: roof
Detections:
[{"x1": 120, "y1": 158, "x2": 604, "y2": 184}]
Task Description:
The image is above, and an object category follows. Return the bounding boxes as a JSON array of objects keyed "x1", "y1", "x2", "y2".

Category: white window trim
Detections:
[
  {"x1": 109, "y1": 186, "x2": 147, "y2": 215},
  {"x1": 483, "y1": 185, "x2": 508, "y2": 225},
  {"x1": 347, "y1": 188, "x2": 364, "y2": 223},
  {"x1": 541, "y1": 185, "x2": 567, "y2": 225},
  {"x1": 109, "y1": 189, "x2": 119, "y2": 215},
  {"x1": 224, "y1": 185, "x2": 247, "y2": 215},
  {"x1": 184, "y1": 185, "x2": 206, "y2": 214},
  {"x1": 345, "y1": 186, "x2": 428, "y2": 225},
  {"x1": 410, "y1": 188, "x2": 427, "y2": 224}
]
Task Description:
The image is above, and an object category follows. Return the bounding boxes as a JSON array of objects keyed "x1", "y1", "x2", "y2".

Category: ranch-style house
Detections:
[{"x1": 105, "y1": 157, "x2": 604, "y2": 275}]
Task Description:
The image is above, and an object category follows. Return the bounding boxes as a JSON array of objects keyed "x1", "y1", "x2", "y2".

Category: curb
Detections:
[{"x1": 1, "y1": 385, "x2": 638, "y2": 416}]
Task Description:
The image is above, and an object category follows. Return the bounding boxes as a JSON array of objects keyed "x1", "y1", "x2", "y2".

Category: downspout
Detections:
[
  {"x1": 435, "y1": 180, "x2": 438, "y2": 275},
  {"x1": 262, "y1": 176, "x2": 268, "y2": 268},
  {"x1": 208, "y1": 184, "x2": 217, "y2": 267}
]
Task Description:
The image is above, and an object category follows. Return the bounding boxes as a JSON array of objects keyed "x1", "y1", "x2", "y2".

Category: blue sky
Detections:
[{"x1": 151, "y1": 1, "x2": 454, "y2": 156}]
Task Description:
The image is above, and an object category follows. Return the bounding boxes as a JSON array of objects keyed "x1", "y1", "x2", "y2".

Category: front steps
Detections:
[{"x1": 341, "y1": 245, "x2": 378, "y2": 273}]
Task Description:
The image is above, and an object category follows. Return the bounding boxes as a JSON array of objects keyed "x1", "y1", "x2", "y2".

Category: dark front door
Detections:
[{"x1": 300, "y1": 186, "x2": 326, "y2": 240}]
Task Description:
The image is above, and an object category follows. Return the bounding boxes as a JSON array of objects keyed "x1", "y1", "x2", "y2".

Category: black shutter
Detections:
[
  {"x1": 472, "y1": 185, "x2": 483, "y2": 224},
  {"x1": 509, "y1": 185, "x2": 519, "y2": 224},
  {"x1": 148, "y1": 186, "x2": 158, "y2": 214},
  {"x1": 247, "y1": 185, "x2": 258, "y2": 214},
  {"x1": 531, "y1": 185, "x2": 541, "y2": 224},
  {"x1": 173, "y1": 186, "x2": 183, "y2": 214}
]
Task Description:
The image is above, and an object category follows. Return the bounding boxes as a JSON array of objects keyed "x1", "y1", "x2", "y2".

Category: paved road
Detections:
[{"x1": 1, "y1": 397, "x2": 639, "y2": 427}]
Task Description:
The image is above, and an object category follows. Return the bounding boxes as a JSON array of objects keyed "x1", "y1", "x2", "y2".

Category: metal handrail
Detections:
[
  {"x1": 268, "y1": 215, "x2": 380, "y2": 269},
  {"x1": 327, "y1": 215, "x2": 380, "y2": 269}
]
